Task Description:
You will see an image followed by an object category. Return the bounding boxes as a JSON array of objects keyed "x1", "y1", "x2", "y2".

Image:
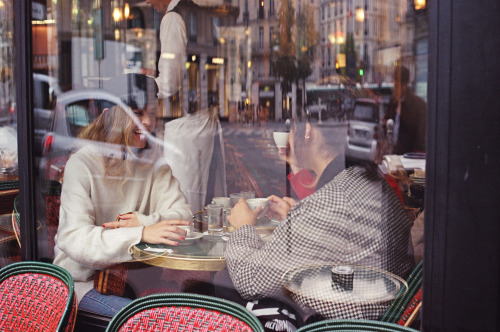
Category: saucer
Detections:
[{"x1": 178, "y1": 231, "x2": 203, "y2": 245}]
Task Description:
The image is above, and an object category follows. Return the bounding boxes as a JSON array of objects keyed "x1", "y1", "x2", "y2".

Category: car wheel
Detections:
[{"x1": 320, "y1": 110, "x2": 327, "y2": 121}]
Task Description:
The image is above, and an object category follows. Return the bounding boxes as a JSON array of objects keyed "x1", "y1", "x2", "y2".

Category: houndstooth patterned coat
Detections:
[{"x1": 225, "y1": 165, "x2": 414, "y2": 320}]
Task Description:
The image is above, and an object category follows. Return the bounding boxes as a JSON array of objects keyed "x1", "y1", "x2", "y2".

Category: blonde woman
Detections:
[{"x1": 53, "y1": 101, "x2": 192, "y2": 316}]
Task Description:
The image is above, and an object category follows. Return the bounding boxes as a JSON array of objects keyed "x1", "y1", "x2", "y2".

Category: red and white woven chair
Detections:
[
  {"x1": 0, "y1": 261, "x2": 77, "y2": 332},
  {"x1": 105, "y1": 293, "x2": 264, "y2": 332}
]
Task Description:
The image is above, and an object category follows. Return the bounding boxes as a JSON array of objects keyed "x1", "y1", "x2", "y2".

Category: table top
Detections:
[
  {"x1": 282, "y1": 263, "x2": 408, "y2": 307},
  {"x1": 132, "y1": 233, "x2": 228, "y2": 271},
  {"x1": 133, "y1": 219, "x2": 279, "y2": 271}
]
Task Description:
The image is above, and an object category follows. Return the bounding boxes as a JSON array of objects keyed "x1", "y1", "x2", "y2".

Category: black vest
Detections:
[{"x1": 169, "y1": 0, "x2": 199, "y2": 14}]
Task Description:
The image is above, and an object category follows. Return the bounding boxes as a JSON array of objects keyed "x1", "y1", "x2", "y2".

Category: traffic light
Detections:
[
  {"x1": 359, "y1": 68, "x2": 364, "y2": 76},
  {"x1": 335, "y1": 61, "x2": 340, "y2": 74}
]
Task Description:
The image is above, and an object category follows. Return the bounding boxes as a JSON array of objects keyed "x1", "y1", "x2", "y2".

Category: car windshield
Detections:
[
  {"x1": 66, "y1": 99, "x2": 116, "y2": 137},
  {"x1": 353, "y1": 103, "x2": 378, "y2": 123}
]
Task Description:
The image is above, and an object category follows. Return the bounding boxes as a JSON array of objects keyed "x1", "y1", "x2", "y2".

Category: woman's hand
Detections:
[
  {"x1": 277, "y1": 141, "x2": 301, "y2": 175},
  {"x1": 102, "y1": 212, "x2": 140, "y2": 229},
  {"x1": 141, "y1": 219, "x2": 191, "y2": 246},
  {"x1": 227, "y1": 198, "x2": 261, "y2": 230},
  {"x1": 267, "y1": 195, "x2": 296, "y2": 221}
]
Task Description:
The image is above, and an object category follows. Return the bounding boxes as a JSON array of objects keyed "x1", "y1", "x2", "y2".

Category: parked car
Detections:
[
  {"x1": 306, "y1": 102, "x2": 334, "y2": 121},
  {"x1": 38, "y1": 89, "x2": 129, "y2": 194},
  {"x1": 344, "y1": 98, "x2": 388, "y2": 166},
  {"x1": 33, "y1": 74, "x2": 62, "y2": 155}
]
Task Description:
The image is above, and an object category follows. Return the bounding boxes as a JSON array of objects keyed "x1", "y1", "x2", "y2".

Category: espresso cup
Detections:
[
  {"x1": 246, "y1": 198, "x2": 269, "y2": 219},
  {"x1": 273, "y1": 132, "x2": 289, "y2": 148},
  {"x1": 178, "y1": 223, "x2": 194, "y2": 238}
]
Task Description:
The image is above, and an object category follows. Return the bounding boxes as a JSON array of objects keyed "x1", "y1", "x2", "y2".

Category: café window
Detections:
[
  {"x1": 1, "y1": 0, "x2": 452, "y2": 330},
  {"x1": 259, "y1": 0, "x2": 265, "y2": 19},
  {"x1": 188, "y1": 12, "x2": 197, "y2": 43}
]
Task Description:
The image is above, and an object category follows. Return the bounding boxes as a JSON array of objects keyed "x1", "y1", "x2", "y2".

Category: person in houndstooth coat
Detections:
[{"x1": 225, "y1": 119, "x2": 414, "y2": 322}]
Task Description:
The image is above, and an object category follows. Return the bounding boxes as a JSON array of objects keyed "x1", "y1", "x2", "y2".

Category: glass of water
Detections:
[
  {"x1": 230, "y1": 193, "x2": 245, "y2": 208},
  {"x1": 241, "y1": 191, "x2": 256, "y2": 199},
  {"x1": 206, "y1": 203, "x2": 224, "y2": 236}
]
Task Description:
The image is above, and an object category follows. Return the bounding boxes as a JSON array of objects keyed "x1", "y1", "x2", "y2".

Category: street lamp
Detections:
[
  {"x1": 355, "y1": 7, "x2": 364, "y2": 22},
  {"x1": 414, "y1": 0, "x2": 426, "y2": 10}
]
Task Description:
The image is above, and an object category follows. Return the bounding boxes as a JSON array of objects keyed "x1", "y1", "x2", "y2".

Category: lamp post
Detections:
[{"x1": 355, "y1": 6, "x2": 364, "y2": 85}]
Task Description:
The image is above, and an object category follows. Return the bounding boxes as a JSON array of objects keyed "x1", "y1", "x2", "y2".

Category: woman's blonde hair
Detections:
[{"x1": 78, "y1": 104, "x2": 155, "y2": 178}]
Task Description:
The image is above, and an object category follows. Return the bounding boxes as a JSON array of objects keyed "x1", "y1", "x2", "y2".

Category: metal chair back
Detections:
[
  {"x1": 296, "y1": 319, "x2": 419, "y2": 331},
  {"x1": 106, "y1": 293, "x2": 264, "y2": 332},
  {"x1": 380, "y1": 261, "x2": 423, "y2": 325},
  {"x1": 0, "y1": 261, "x2": 77, "y2": 332}
]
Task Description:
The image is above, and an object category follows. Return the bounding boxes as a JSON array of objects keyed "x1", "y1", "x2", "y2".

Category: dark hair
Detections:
[{"x1": 395, "y1": 65, "x2": 410, "y2": 85}]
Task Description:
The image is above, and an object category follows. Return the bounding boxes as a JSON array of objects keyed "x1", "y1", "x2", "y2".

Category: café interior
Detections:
[{"x1": 0, "y1": 1, "x2": 499, "y2": 331}]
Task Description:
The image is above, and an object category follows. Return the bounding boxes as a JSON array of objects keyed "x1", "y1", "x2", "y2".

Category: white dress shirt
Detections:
[{"x1": 156, "y1": 0, "x2": 187, "y2": 99}]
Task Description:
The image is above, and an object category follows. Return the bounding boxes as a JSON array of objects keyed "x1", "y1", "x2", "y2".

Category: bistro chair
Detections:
[
  {"x1": 380, "y1": 261, "x2": 423, "y2": 327},
  {"x1": 296, "y1": 319, "x2": 419, "y2": 332},
  {"x1": 11, "y1": 195, "x2": 20, "y2": 248},
  {"x1": 106, "y1": 293, "x2": 264, "y2": 332},
  {"x1": 0, "y1": 261, "x2": 77, "y2": 332},
  {"x1": 0, "y1": 179, "x2": 18, "y2": 215}
]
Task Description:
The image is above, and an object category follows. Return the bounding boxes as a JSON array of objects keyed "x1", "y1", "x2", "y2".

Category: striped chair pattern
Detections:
[
  {"x1": 0, "y1": 261, "x2": 77, "y2": 332},
  {"x1": 296, "y1": 319, "x2": 419, "y2": 332},
  {"x1": 106, "y1": 293, "x2": 264, "y2": 332},
  {"x1": 381, "y1": 261, "x2": 423, "y2": 326}
]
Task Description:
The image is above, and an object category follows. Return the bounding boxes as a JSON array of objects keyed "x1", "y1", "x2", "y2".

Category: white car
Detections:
[
  {"x1": 344, "y1": 98, "x2": 387, "y2": 166},
  {"x1": 38, "y1": 89, "x2": 130, "y2": 194}
]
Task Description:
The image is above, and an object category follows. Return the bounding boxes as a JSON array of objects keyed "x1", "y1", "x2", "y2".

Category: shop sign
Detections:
[{"x1": 33, "y1": 55, "x2": 57, "y2": 70}]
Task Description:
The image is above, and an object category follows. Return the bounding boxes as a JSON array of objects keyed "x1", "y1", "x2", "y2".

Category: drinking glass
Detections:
[
  {"x1": 241, "y1": 191, "x2": 256, "y2": 199},
  {"x1": 206, "y1": 203, "x2": 224, "y2": 236},
  {"x1": 230, "y1": 193, "x2": 244, "y2": 208},
  {"x1": 223, "y1": 207, "x2": 232, "y2": 233}
]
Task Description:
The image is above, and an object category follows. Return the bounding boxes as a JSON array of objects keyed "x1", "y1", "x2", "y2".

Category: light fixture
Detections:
[
  {"x1": 414, "y1": 0, "x2": 426, "y2": 10},
  {"x1": 124, "y1": 3, "x2": 130, "y2": 20},
  {"x1": 113, "y1": 7, "x2": 122, "y2": 22},
  {"x1": 355, "y1": 8, "x2": 364, "y2": 22},
  {"x1": 212, "y1": 58, "x2": 224, "y2": 65}
]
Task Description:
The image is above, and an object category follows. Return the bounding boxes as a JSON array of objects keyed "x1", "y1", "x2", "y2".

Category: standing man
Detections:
[
  {"x1": 385, "y1": 65, "x2": 427, "y2": 155},
  {"x1": 147, "y1": 0, "x2": 227, "y2": 212},
  {"x1": 146, "y1": 0, "x2": 193, "y2": 116}
]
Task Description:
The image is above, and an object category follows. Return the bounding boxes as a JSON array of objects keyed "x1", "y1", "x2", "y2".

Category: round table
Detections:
[
  {"x1": 281, "y1": 263, "x2": 408, "y2": 319},
  {"x1": 132, "y1": 234, "x2": 227, "y2": 272},
  {"x1": 132, "y1": 221, "x2": 279, "y2": 272}
]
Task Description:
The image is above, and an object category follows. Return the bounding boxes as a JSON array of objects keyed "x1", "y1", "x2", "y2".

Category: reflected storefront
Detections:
[{"x1": 1, "y1": 0, "x2": 500, "y2": 331}]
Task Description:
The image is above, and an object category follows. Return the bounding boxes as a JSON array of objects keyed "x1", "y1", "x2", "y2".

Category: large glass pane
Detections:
[
  {"x1": 0, "y1": 0, "x2": 19, "y2": 268},
  {"x1": 27, "y1": 0, "x2": 428, "y2": 328}
]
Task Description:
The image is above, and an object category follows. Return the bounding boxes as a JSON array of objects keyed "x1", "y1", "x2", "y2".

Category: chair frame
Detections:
[
  {"x1": 0, "y1": 261, "x2": 77, "y2": 332},
  {"x1": 106, "y1": 293, "x2": 264, "y2": 332},
  {"x1": 295, "y1": 319, "x2": 419, "y2": 331},
  {"x1": 380, "y1": 261, "x2": 423, "y2": 326}
]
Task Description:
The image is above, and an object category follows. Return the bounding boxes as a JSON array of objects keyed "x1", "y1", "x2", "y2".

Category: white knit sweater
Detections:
[{"x1": 53, "y1": 143, "x2": 192, "y2": 303}]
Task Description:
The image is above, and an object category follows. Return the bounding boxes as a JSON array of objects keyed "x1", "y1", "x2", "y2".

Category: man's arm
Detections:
[{"x1": 156, "y1": 12, "x2": 187, "y2": 98}]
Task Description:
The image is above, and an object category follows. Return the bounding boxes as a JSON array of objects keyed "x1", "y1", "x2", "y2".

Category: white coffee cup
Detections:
[
  {"x1": 246, "y1": 198, "x2": 269, "y2": 219},
  {"x1": 178, "y1": 223, "x2": 194, "y2": 238},
  {"x1": 273, "y1": 132, "x2": 289, "y2": 148},
  {"x1": 212, "y1": 197, "x2": 231, "y2": 209}
]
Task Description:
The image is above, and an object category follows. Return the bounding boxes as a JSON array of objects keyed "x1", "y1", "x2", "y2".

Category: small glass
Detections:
[
  {"x1": 206, "y1": 203, "x2": 224, "y2": 236},
  {"x1": 241, "y1": 191, "x2": 256, "y2": 199},
  {"x1": 223, "y1": 207, "x2": 232, "y2": 233},
  {"x1": 230, "y1": 193, "x2": 245, "y2": 208}
]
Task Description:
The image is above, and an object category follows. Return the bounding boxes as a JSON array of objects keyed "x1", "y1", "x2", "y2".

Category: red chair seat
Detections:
[
  {"x1": 119, "y1": 306, "x2": 253, "y2": 331},
  {"x1": 0, "y1": 262, "x2": 77, "y2": 332}
]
